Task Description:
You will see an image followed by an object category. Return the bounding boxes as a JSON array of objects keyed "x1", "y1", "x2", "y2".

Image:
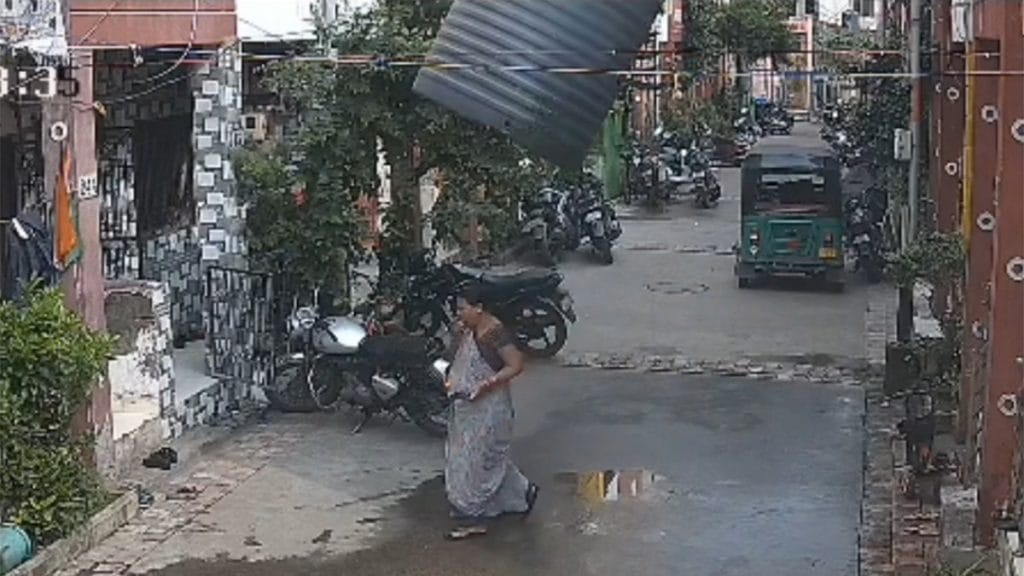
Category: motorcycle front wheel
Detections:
[
  {"x1": 402, "y1": 374, "x2": 450, "y2": 438},
  {"x1": 506, "y1": 300, "x2": 569, "y2": 358},
  {"x1": 265, "y1": 357, "x2": 320, "y2": 413}
]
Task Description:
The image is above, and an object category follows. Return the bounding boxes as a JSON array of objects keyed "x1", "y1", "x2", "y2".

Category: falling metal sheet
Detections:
[{"x1": 413, "y1": 0, "x2": 663, "y2": 167}]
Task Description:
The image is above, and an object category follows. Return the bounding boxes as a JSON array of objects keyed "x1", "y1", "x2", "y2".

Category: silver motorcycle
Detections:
[{"x1": 265, "y1": 289, "x2": 452, "y2": 437}]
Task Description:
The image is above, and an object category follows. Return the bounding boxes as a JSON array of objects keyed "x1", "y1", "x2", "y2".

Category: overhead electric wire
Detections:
[
  {"x1": 74, "y1": 0, "x2": 122, "y2": 45},
  {"x1": 133, "y1": 0, "x2": 199, "y2": 87},
  {"x1": 4, "y1": 11, "x2": 1021, "y2": 109}
]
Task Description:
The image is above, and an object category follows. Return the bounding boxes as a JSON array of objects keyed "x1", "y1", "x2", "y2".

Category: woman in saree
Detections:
[{"x1": 444, "y1": 284, "x2": 539, "y2": 540}]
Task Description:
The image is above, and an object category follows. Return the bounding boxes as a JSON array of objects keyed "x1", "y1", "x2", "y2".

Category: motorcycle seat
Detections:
[
  {"x1": 452, "y1": 265, "x2": 561, "y2": 292},
  {"x1": 360, "y1": 334, "x2": 434, "y2": 366}
]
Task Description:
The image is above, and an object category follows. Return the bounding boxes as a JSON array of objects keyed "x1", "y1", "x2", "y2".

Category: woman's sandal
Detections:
[
  {"x1": 445, "y1": 525, "x2": 488, "y2": 540},
  {"x1": 524, "y1": 483, "x2": 540, "y2": 517}
]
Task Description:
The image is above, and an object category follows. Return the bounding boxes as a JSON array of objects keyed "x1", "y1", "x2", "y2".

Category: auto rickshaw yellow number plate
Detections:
[{"x1": 819, "y1": 247, "x2": 839, "y2": 259}]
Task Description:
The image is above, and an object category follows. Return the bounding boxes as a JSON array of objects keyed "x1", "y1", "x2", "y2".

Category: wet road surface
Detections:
[{"x1": 141, "y1": 366, "x2": 863, "y2": 576}]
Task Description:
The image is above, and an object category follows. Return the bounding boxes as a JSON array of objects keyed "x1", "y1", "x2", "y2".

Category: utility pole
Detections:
[
  {"x1": 877, "y1": 0, "x2": 888, "y2": 47},
  {"x1": 897, "y1": 0, "x2": 924, "y2": 342}
]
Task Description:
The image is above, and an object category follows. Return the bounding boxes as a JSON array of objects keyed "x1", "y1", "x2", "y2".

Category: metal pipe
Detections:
[
  {"x1": 908, "y1": 0, "x2": 922, "y2": 242},
  {"x1": 897, "y1": 0, "x2": 924, "y2": 343},
  {"x1": 961, "y1": 13, "x2": 975, "y2": 246}
]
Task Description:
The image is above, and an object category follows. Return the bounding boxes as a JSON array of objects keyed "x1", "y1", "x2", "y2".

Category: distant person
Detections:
[{"x1": 443, "y1": 284, "x2": 539, "y2": 540}]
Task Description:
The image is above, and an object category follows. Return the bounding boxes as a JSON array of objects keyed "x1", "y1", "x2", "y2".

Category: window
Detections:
[{"x1": 854, "y1": 0, "x2": 875, "y2": 18}]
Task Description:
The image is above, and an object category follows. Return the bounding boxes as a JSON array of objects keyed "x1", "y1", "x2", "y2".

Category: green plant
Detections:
[
  {"x1": 259, "y1": 0, "x2": 545, "y2": 267},
  {"x1": 235, "y1": 146, "x2": 365, "y2": 297},
  {"x1": 0, "y1": 287, "x2": 113, "y2": 545},
  {"x1": 712, "y1": 0, "x2": 793, "y2": 93},
  {"x1": 889, "y1": 232, "x2": 966, "y2": 289}
]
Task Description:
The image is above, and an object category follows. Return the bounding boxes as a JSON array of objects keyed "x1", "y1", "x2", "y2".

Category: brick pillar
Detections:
[
  {"x1": 960, "y1": 45, "x2": 1000, "y2": 478},
  {"x1": 977, "y1": 9, "x2": 1024, "y2": 544}
]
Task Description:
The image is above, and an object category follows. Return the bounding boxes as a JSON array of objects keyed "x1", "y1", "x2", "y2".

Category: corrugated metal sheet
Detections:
[{"x1": 413, "y1": 0, "x2": 663, "y2": 167}]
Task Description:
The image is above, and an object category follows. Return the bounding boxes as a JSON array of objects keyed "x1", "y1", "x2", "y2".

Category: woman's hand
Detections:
[{"x1": 470, "y1": 376, "x2": 500, "y2": 401}]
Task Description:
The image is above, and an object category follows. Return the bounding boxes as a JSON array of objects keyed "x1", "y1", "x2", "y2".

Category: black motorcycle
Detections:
[
  {"x1": 265, "y1": 288, "x2": 451, "y2": 437},
  {"x1": 684, "y1": 148, "x2": 721, "y2": 209},
  {"x1": 518, "y1": 187, "x2": 575, "y2": 264},
  {"x1": 845, "y1": 190, "x2": 887, "y2": 283},
  {"x1": 368, "y1": 254, "x2": 577, "y2": 359},
  {"x1": 623, "y1": 142, "x2": 658, "y2": 206},
  {"x1": 446, "y1": 264, "x2": 577, "y2": 357},
  {"x1": 571, "y1": 183, "x2": 622, "y2": 264}
]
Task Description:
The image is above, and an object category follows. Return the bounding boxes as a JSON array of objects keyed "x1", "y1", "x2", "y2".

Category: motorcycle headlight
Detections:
[
  {"x1": 293, "y1": 307, "x2": 317, "y2": 330},
  {"x1": 432, "y1": 358, "x2": 451, "y2": 380}
]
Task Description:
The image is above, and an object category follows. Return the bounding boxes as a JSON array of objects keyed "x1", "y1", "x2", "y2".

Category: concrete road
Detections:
[
  {"x1": 62, "y1": 125, "x2": 868, "y2": 576},
  {"x1": 561, "y1": 123, "x2": 870, "y2": 362}
]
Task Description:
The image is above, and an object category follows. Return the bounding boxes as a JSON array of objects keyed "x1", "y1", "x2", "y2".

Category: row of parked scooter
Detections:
[
  {"x1": 517, "y1": 174, "x2": 623, "y2": 266},
  {"x1": 621, "y1": 104, "x2": 795, "y2": 210},
  {"x1": 623, "y1": 129, "x2": 724, "y2": 209},
  {"x1": 820, "y1": 102, "x2": 890, "y2": 283}
]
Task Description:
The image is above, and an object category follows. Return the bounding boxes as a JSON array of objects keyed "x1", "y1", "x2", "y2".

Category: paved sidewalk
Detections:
[{"x1": 57, "y1": 416, "x2": 442, "y2": 575}]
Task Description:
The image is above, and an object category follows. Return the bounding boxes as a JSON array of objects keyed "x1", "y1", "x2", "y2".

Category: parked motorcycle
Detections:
[
  {"x1": 518, "y1": 187, "x2": 574, "y2": 264},
  {"x1": 845, "y1": 189, "x2": 887, "y2": 283},
  {"x1": 624, "y1": 140, "x2": 668, "y2": 208},
  {"x1": 265, "y1": 288, "x2": 452, "y2": 437},
  {"x1": 445, "y1": 264, "x2": 577, "y2": 357},
  {"x1": 366, "y1": 254, "x2": 578, "y2": 359},
  {"x1": 691, "y1": 166, "x2": 722, "y2": 209},
  {"x1": 570, "y1": 180, "x2": 622, "y2": 264},
  {"x1": 764, "y1": 116, "x2": 792, "y2": 136},
  {"x1": 655, "y1": 129, "x2": 692, "y2": 195}
]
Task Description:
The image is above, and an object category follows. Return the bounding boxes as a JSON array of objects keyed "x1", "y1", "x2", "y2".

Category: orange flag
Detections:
[{"x1": 55, "y1": 150, "x2": 80, "y2": 268}]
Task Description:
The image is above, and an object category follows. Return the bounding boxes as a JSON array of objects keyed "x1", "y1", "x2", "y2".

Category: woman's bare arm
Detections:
[{"x1": 490, "y1": 344, "x2": 525, "y2": 385}]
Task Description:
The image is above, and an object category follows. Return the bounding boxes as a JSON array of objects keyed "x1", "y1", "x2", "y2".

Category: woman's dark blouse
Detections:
[{"x1": 446, "y1": 323, "x2": 516, "y2": 373}]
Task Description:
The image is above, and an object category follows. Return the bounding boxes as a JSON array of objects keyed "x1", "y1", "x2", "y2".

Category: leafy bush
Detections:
[
  {"x1": 888, "y1": 232, "x2": 965, "y2": 289},
  {"x1": 235, "y1": 146, "x2": 364, "y2": 297},
  {"x1": 0, "y1": 287, "x2": 113, "y2": 545}
]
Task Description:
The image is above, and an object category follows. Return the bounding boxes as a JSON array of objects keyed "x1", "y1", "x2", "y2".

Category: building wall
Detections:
[
  {"x1": 192, "y1": 43, "x2": 246, "y2": 274},
  {"x1": 69, "y1": 0, "x2": 236, "y2": 47},
  {"x1": 94, "y1": 52, "x2": 204, "y2": 338}
]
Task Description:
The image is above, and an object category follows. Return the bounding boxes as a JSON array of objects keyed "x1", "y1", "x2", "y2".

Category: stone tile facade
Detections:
[
  {"x1": 96, "y1": 43, "x2": 251, "y2": 407},
  {"x1": 95, "y1": 50, "x2": 200, "y2": 339},
  {"x1": 105, "y1": 280, "x2": 177, "y2": 414},
  {"x1": 191, "y1": 43, "x2": 246, "y2": 273},
  {"x1": 103, "y1": 280, "x2": 178, "y2": 478}
]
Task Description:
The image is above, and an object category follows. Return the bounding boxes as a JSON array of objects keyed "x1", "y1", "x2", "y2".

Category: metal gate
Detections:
[{"x1": 205, "y1": 266, "x2": 276, "y2": 395}]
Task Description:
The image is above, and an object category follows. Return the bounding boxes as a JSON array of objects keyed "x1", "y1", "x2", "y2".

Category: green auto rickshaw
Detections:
[{"x1": 734, "y1": 151, "x2": 845, "y2": 291}]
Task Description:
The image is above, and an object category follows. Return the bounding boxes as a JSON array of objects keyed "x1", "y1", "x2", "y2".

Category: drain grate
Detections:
[{"x1": 645, "y1": 281, "x2": 710, "y2": 295}]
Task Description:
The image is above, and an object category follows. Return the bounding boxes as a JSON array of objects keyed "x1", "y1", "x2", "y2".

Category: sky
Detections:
[
  {"x1": 236, "y1": 0, "x2": 375, "y2": 42},
  {"x1": 235, "y1": 0, "x2": 852, "y2": 43}
]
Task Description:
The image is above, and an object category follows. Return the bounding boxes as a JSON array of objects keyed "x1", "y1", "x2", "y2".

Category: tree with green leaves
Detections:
[
  {"x1": 238, "y1": 0, "x2": 551, "y2": 291},
  {"x1": 712, "y1": 0, "x2": 794, "y2": 99}
]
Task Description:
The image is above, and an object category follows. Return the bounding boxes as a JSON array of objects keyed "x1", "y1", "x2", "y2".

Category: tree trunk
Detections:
[{"x1": 384, "y1": 142, "x2": 424, "y2": 251}]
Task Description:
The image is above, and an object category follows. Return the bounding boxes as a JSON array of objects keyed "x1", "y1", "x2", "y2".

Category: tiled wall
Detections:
[
  {"x1": 95, "y1": 51, "x2": 200, "y2": 337},
  {"x1": 192, "y1": 43, "x2": 246, "y2": 273},
  {"x1": 97, "y1": 45, "x2": 245, "y2": 343},
  {"x1": 103, "y1": 280, "x2": 178, "y2": 434}
]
